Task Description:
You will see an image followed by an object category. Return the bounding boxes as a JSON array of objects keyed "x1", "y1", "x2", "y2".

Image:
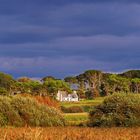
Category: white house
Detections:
[
  {"x1": 56, "y1": 90, "x2": 67, "y2": 101},
  {"x1": 56, "y1": 90, "x2": 79, "y2": 102}
]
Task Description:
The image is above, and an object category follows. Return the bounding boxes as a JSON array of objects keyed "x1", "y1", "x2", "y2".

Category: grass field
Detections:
[
  {"x1": 61, "y1": 97, "x2": 104, "y2": 108},
  {"x1": 61, "y1": 98, "x2": 104, "y2": 125},
  {"x1": 61, "y1": 97, "x2": 104, "y2": 112},
  {"x1": 64, "y1": 113, "x2": 89, "y2": 126},
  {"x1": 1, "y1": 127, "x2": 140, "y2": 140}
]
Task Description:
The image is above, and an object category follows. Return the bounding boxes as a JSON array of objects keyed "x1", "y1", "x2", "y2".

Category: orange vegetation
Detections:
[
  {"x1": 0, "y1": 127, "x2": 140, "y2": 140},
  {"x1": 34, "y1": 96, "x2": 60, "y2": 109},
  {"x1": 20, "y1": 94, "x2": 60, "y2": 109}
]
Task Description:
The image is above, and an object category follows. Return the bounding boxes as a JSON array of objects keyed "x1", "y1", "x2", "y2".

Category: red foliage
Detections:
[
  {"x1": 34, "y1": 96, "x2": 60, "y2": 109},
  {"x1": 17, "y1": 94, "x2": 60, "y2": 109}
]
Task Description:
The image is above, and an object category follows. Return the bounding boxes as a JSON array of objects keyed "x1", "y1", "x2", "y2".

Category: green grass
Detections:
[
  {"x1": 61, "y1": 97, "x2": 105, "y2": 112},
  {"x1": 61, "y1": 97, "x2": 104, "y2": 107},
  {"x1": 64, "y1": 113, "x2": 89, "y2": 126},
  {"x1": 61, "y1": 98, "x2": 105, "y2": 125}
]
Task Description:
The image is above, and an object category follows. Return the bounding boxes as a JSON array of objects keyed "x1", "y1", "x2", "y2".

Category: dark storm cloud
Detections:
[
  {"x1": 1, "y1": 3, "x2": 140, "y2": 40},
  {"x1": 0, "y1": 0, "x2": 140, "y2": 77}
]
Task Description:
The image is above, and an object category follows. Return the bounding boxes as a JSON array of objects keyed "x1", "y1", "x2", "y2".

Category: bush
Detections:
[
  {"x1": 0, "y1": 97, "x2": 23, "y2": 126},
  {"x1": 89, "y1": 93, "x2": 140, "y2": 127},
  {"x1": 82, "y1": 106, "x2": 92, "y2": 112},
  {"x1": 0, "y1": 87, "x2": 8, "y2": 96},
  {"x1": 61, "y1": 105, "x2": 93, "y2": 113},
  {"x1": 0, "y1": 96, "x2": 65, "y2": 127},
  {"x1": 85, "y1": 90, "x2": 93, "y2": 99},
  {"x1": 20, "y1": 94, "x2": 60, "y2": 109},
  {"x1": 34, "y1": 96, "x2": 60, "y2": 109},
  {"x1": 61, "y1": 106, "x2": 84, "y2": 113}
]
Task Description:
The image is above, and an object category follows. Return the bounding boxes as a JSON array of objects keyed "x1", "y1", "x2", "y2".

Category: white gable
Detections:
[{"x1": 56, "y1": 90, "x2": 79, "y2": 102}]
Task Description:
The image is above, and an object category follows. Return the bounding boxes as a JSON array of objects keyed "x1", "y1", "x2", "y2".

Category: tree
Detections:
[
  {"x1": 83, "y1": 70, "x2": 102, "y2": 97},
  {"x1": 131, "y1": 78, "x2": 140, "y2": 93},
  {"x1": 64, "y1": 76, "x2": 78, "y2": 84},
  {"x1": 0, "y1": 72, "x2": 15, "y2": 94},
  {"x1": 41, "y1": 76, "x2": 56, "y2": 82},
  {"x1": 76, "y1": 74, "x2": 87, "y2": 90},
  {"x1": 16, "y1": 80, "x2": 48, "y2": 96},
  {"x1": 17, "y1": 77, "x2": 32, "y2": 83},
  {"x1": 107, "y1": 74, "x2": 130, "y2": 94},
  {"x1": 100, "y1": 73, "x2": 111, "y2": 96},
  {"x1": 43, "y1": 79, "x2": 71, "y2": 98},
  {"x1": 120, "y1": 70, "x2": 140, "y2": 78},
  {"x1": 30, "y1": 81, "x2": 48, "y2": 96},
  {"x1": 75, "y1": 74, "x2": 87, "y2": 98}
]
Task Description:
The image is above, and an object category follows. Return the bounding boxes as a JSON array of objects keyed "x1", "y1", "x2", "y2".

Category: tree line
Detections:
[
  {"x1": 64, "y1": 70, "x2": 140, "y2": 99},
  {"x1": 0, "y1": 70, "x2": 140, "y2": 99},
  {"x1": 0, "y1": 73, "x2": 71, "y2": 97}
]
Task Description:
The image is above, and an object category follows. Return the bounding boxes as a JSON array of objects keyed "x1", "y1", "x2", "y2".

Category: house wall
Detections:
[
  {"x1": 71, "y1": 98, "x2": 78, "y2": 102},
  {"x1": 56, "y1": 90, "x2": 79, "y2": 102},
  {"x1": 56, "y1": 92, "x2": 60, "y2": 101},
  {"x1": 63, "y1": 97, "x2": 79, "y2": 102}
]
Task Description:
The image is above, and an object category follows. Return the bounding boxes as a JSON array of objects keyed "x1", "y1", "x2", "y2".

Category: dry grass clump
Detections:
[{"x1": 0, "y1": 127, "x2": 140, "y2": 140}]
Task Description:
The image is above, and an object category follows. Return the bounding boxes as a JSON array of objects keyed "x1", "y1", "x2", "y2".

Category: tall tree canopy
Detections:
[{"x1": 120, "y1": 70, "x2": 140, "y2": 78}]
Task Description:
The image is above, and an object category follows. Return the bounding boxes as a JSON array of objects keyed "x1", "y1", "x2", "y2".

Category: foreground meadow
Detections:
[{"x1": 0, "y1": 127, "x2": 140, "y2": 140}]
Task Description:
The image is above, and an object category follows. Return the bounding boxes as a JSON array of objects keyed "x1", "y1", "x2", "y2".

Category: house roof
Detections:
[
  {"x1": 72, "y1": 93, "x2": 78, "y2": 98},
  {"x1": 69, "y1": 93, "x2": 78, "y2": 98}
]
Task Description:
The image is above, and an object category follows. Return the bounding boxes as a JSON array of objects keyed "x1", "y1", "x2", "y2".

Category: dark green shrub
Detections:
[
  {"x1": 82, "y1": 106, "x2": 92, "y2": 112},
  {"x1": 85, "y1": 90, "x2": 94, "y2": 99},
  {"x1": 89, "y1": 93, "x2": 140, "y2": 127},
  {"x1": 61, "y1": 106, "x2": 84, "y2": 113}
]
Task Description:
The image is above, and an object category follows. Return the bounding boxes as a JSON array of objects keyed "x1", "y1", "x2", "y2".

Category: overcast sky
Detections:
[{"x1": 0, "y1": 0, "x2": 140, "y2": 78}]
